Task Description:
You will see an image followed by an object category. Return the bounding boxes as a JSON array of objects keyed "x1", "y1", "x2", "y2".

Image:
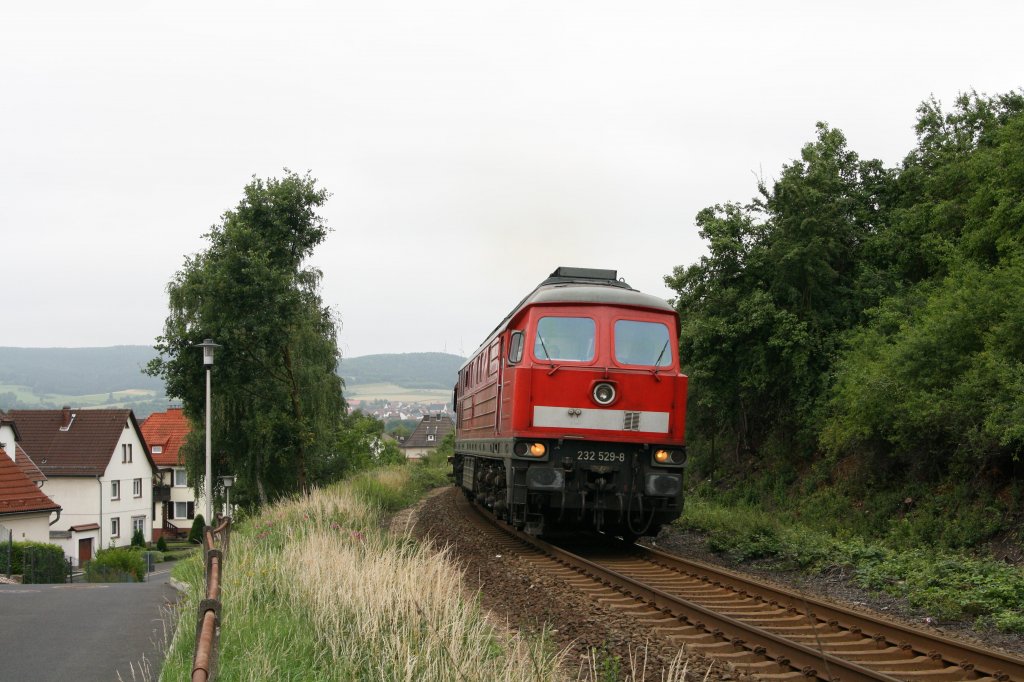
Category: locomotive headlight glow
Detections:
[
  {"x1": 529, "y1": 442, "x2": 547, "y2": 457},
  {"x1": 592, "y1": 382, "x2": 616, "y2": 405},
  {"x1": 654, "y1": 449, "x2": 671, "y2": 463}
]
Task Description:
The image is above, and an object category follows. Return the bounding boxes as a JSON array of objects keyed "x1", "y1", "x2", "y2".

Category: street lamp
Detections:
[
  {"x1": 219, "y1": 474, "x2": 235, "y2": 518},
  {"x1": 195, "y1": 339, "x2": 221, "y2": 524}
]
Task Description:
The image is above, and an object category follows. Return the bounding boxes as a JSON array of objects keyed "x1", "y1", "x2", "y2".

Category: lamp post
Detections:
[
  {"x1": 196, "y1": 339, "x2": 221, "y2": 524},
  {"x1": 219, "y1": 474, "x2": 235, "y2": 518}
]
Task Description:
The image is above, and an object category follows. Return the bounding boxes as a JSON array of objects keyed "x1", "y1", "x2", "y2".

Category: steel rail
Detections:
[
  {"x1": 630, "y1": 545, "x2": 1024, "y2": 682},
  {"x1": 462, "y1": 495, "x2": 898, "y2": 682}
]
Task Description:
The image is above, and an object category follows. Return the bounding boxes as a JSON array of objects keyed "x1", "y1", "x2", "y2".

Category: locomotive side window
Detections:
[
  {"x1": 534, "y1": 317, "x2": 596, "y2": 362},
  {"x1": 507, "y1": 330, "x2": 524, "y2": 364},
  {"x1": 614, "y1": 320, "x2": 672, "y2": 366}
]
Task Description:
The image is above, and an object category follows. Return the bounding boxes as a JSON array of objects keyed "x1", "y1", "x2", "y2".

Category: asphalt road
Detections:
[{"x1": 0, "y1": 567, "x2": 180, "y2": 682}]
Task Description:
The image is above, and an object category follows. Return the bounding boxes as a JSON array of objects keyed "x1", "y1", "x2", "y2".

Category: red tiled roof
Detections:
[
  {"x1": 140, "y1": 407, "x2": 191, "y2": 467},
  {"x1": 7, "y1": 408, "x2": 154, "y2": 477},
  {"x1": 14, "y1": 443, "x2": 46, "y2": 483},
  {"x1": 0, "y1": 448, "x2": 61, "y2": 515}
]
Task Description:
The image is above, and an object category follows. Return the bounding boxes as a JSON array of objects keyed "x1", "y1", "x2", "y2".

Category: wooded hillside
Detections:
[{"x1": 670, "y1": 91, "x2": 1024, "y2": 549}]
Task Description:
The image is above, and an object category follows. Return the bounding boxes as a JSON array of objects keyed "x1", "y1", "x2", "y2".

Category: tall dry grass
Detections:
[{"x1": 159, "y1": 465, "x2": 694, "y2": 681}]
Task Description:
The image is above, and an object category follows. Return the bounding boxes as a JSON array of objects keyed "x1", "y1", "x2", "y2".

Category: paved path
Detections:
[{"x1": 0, "y1": 567, "x2": 180, "y2": 682}]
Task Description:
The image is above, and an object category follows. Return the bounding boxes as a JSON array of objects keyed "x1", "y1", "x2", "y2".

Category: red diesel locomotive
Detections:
[{"x1": 453, "y1": 267, "x2": 688, "y2": 539}]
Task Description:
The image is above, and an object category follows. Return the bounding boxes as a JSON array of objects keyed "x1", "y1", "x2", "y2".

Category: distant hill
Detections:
[
  {"x1": 338, "y1": 352, "x2": 465, "y2": 389},
  {"x1": 0, "y1": 347, "x2": 464, "y2": 416},
  {"x1": 0, "y1": 346, "x2": 162, "y2": 395}
]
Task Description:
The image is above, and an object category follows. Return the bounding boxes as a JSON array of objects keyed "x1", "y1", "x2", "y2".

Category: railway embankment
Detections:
[{"x1": 158, "y1": 455, "x2": 569, "y2": 681}]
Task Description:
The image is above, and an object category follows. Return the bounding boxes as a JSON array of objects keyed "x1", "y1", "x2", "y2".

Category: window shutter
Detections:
[
  {"x1": 164, "y1": 501, "x2": 170, "y2": 521},
  {"x1": 187, "y1": 502, "x2": 195, "y2": 519}
]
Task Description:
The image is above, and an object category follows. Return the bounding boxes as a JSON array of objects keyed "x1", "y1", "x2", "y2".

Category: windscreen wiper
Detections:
[
  {"x1": 536, "y1": 331, "x2": 561, "y2": 375},
  {"x1": 649, "y1": 339, "x2": 669, "y2": 381}
]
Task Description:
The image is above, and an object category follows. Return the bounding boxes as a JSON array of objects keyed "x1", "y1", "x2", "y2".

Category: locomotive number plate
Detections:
[{"x1": 576, "y1": 450, "x2": 626, "y2": 463}]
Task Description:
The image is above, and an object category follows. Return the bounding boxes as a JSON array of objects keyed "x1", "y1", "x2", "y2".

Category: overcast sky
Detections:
[{"x1": 2, "y1": 2, "x2": 1021, "y2": 360}]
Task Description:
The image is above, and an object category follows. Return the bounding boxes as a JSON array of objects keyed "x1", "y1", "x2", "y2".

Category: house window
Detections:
[
  {"x1": 111, "y1": 517, "x2": 120, "y2": 537},
  {"x1": 122, "y1": 443, "x2": 133, "y2": 463},
  {"x1": 132, "y1": 516, "x2": 145, "y2": 536},
  {"x1": 133, "y1": 478, "x2": 142, "y2": 497},
  {"x1": 111, "y1": 480, "x2": 120, "y2": 500},
  {"x1": 173, "y1": 501, "x2": 195, "y2": 520},
  {"x1": 427, "y1": 434, "x2": 435, "y2": 442},
  {"x1": 152, "y1": 445, "x2": 163, "y2": 454},
  {"x1": 174, "y1": 469, "x2": 187, "y2": 487}
]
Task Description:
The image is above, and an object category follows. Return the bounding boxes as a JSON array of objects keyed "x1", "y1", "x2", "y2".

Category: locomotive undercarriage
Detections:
[{"x1": 455, "y1": 445, "x2": 682, "y2": 540}]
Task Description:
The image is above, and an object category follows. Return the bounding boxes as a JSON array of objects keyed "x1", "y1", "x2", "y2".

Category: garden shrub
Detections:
[
  {"x1": 8, "y1": 542, "x2": 67, "y2": 583},
  {"x1": 156, "y1": 536, "x2": 168, "y2": 552},
  {"x1": 85, "y1": 547, "x2": 146, "y2": 583},
  {"x1": 188, "y1": 514, "x2": 206, "y2": 544},
  {"x1": 131, "y1": 529, "x2": 146, "y2": 548}
]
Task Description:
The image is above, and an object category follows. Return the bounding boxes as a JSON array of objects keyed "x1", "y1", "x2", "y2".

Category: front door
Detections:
[{"x1": 78, "y1": 538, "x2": 92, "y2": 565}]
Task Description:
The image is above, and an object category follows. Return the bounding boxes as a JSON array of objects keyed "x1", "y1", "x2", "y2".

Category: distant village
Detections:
[{"x1": 347, "y1": 399, "x2": 453, "y2": 422}]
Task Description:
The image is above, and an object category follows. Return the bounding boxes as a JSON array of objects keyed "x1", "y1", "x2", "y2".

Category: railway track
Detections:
[{"x1": 457, "y1": 494, "x2": 1024, "y2": 682}]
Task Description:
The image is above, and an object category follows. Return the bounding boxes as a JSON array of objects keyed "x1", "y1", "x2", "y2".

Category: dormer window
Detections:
[{"x1": 152, "y1": 445, "x2": 163, "y2": 454}]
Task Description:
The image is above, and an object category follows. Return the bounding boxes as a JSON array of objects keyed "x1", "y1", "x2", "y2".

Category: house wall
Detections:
[
  {"x1": 0, "y1": 512, "x2": 51, "y2": 544},
  {"x1": 103, "y1": 423, "x2": 155, "y2": 547},
  {"x1": 403, "y1": 447, "x2": 431, "y2": 459},
  {"x1": 156, "y1": 466, "x2": 205, "y2": 531},
  {"x1": 0, "y1": 424, "x2": 17, "y2": 459},
  {"x1": 44, "y1": 477, "x2": 102, "y2": 533},
  {"x1": 44, "y1": 421, "x2": 155, "y2": 551},
  {"x1": 49, "y1": 527, "x2": 100, "y2": 567}
]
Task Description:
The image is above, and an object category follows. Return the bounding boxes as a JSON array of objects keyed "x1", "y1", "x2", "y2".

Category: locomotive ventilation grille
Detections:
[{"x1": 623, "y1": 411, "x2": 641, "y2": 431}]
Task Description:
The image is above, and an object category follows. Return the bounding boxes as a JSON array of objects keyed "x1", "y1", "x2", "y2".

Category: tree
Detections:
[
  {"x1": 188, "y1": 514, "x2": 206, "y2": 545},
  {"x1": 147, "y1": 170, "x2": 345, "y2": 505}
]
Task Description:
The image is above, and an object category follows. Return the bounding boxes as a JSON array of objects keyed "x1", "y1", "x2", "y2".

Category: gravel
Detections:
[{"x1": 397, "y1": 486, "x2": 1023, "y2": 680}]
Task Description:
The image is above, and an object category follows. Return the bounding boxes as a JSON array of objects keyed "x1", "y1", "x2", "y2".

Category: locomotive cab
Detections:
[{"x1": 454, "y1": 267, "x2": 688, "y2": 540}]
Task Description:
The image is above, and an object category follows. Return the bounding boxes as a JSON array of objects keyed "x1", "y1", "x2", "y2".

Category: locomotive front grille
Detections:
[{"x1": 623, "y1": 411, "x2": 641, "y2": 431}]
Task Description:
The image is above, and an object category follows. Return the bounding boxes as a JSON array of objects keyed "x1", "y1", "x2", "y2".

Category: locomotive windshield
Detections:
[
  {"x1": 614, "y1": 320, "x2": 672, "y2": 366},
  {"x1": 534, "y1": 317, "x2": 595, "y2": 362}
]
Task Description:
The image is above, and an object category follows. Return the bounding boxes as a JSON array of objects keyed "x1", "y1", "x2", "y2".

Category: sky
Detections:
[{"x1": 2, "y1": 2, "x2": 1021, "y2": 360}]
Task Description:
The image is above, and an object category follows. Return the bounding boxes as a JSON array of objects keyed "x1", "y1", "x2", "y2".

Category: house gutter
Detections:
[
  {"x1": 48, "y1": 508, "x2": 62, "y2": 526},
  {"x1": 97, "y1": 475, "x2": 103, "y2": 550}
]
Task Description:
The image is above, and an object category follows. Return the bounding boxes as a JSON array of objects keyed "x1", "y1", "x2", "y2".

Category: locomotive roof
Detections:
[{"x1": 462, "y1": 267, "x2": 675, "y2": 369}]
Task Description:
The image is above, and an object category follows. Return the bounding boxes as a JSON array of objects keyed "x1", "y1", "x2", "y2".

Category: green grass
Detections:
[
  {"x1": 161, "y1": 463, "x2": 570, "y2": 681},
  {"x1": 0, "y1": 382, "x2": 159, "y2": 408},
  {"x1": 677, "y1": 494, "x2": 1024, "y2": 633}
]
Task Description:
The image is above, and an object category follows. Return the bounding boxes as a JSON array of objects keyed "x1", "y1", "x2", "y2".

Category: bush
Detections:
[
  {"x1": 131, "y1": 529, "x2": 146, "y2": 548},
  {"x1": 156, "y1": 536, "x2": 168, "y2": 552},
  {"x1": 8, "y1": 542, "x2": 67, "y2": 583},
  {"x1": 85, "y1": 547, "x2": 146, "y2": 582},
  {"x1": 188, "y1": 514, "x2": 206, "y2": 545}
]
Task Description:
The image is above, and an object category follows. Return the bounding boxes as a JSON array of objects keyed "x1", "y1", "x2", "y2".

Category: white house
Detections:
[
  {"x1": 8, "y1": 407, "x2": 156, "y2": 566},
  {"x1": 140, "y1": 407, "x2": 205, "y2": 539},
  {"x1": 0, "y1": 411, "x2": 61, "y2": 545},
  {"x1": 400, "y1": 413, "x2": 454, "y2": 460}
]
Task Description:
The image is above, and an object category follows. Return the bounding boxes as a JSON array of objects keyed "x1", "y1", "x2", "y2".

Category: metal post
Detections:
[
  {"x1": 205, "y1": 365, "x2": 212, "y2": 523},
  {"x1": 196, "y1": 339, "x2": 220, "y2": 525}
]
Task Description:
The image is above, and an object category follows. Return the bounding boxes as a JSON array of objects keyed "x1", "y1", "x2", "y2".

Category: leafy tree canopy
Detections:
[
  {"x1": 669, "y1": 90, "x2": 1024, "y2": 507},
  {"x1": 147, "y1": 170, "x2": 345, "y2": 505}
]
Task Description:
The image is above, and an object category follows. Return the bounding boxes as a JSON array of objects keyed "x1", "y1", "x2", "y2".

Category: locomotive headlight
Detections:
[
  {"x1": 529, "y1": 442, "x2": 547, "y2": 457},
  {"x1": 653, "y1": 448, "x2": 687, "y2": 466},
  {"x1": 592, "y1": 382, "x2": 616, "y2": 406}
]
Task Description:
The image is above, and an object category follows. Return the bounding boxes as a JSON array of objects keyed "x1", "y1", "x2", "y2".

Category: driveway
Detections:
[{"x1": 0, "y1": 566, "x2": 180, "y2": 682}]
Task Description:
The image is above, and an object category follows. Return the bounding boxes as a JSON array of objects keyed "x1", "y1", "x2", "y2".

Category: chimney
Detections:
[{"x1": 59, "y1": 406, "x2": 76, "y2": 432}]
